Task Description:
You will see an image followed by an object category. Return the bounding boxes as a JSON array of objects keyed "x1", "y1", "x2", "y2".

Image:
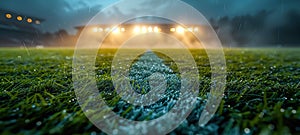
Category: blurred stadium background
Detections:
[{"x1": 1, "y1": 1, "x2": 299, "y2": 48}]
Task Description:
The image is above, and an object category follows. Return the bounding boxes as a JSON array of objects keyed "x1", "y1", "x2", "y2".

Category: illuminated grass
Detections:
[{"x1": 0, "y1": 48, "x2": 299, "y2": 134}]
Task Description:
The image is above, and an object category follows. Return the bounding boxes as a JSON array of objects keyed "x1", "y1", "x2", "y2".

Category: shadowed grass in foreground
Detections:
[{"x1": 0, "y1": 48, "x2": 299, "y2": 134}]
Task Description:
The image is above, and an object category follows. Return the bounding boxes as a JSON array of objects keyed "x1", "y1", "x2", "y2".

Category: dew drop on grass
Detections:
[
  {"x1": 36, "y1": 121, "x2": 42, "y2": 126},
  {"x1": 244, "y1": 128, "x2": 250, "y2": 134},
  {"x1": 25, "y1": 119, "x2": 30, "y2": 123},
  {"x1": 80, "y1": 66, "x2": 86, "y2": 70},
  {"x1": 268, "y1": 124, "x2": 275, "y2": 130},
  {"x1": 13, "y1": 108, "x2": 19, "y2": 112},
  {"x1": 90, "y1": 131, "x2": 97, "y2": 135},
  {"x1": 259, "y1": 112, "x2": 264, "y2": 118},
  {"x1": 31, "y1": 104, "x2": 36, "y2": 108},
  {"x1": 65, "y1": 56, "x2": 71, "y2": 60},
  {"x1": 292, "y1": 110, "x2": 296, "y2": 114},
  {"x1": 69, "y1": 117, "x2": 73, "y2": 121},
  {"x1": 280, "y1": 108, "x2": 285, "y2": 112}
]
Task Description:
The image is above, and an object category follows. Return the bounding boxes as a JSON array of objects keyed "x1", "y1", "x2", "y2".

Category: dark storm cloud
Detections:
[{"x1": 1, "y1": 0, "x2": 299, "y2": 46}]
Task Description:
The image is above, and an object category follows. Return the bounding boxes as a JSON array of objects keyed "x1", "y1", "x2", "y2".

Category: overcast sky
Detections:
[{"x1": 1, "y1": 0, "x2": 300, "y2": 46}]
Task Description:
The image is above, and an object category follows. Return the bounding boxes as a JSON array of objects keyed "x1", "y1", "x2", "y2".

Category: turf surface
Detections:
[{"x1": 0, "y1": 48, "x2": 299, "y2": 134}]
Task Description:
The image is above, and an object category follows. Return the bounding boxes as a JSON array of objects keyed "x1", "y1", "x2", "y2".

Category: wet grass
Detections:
[{"x1": 0, "y1": 48, "x2": 299, "y2": 134}]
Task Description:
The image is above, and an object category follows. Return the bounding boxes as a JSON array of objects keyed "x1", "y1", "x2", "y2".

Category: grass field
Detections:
[{"x1": 0, "y1": 48, "x2": 299, "y2": 135}]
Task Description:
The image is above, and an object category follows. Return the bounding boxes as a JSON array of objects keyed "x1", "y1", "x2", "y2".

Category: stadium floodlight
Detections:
[
  {"x1": 154, "y1": 26, "x2": 160, "y2": 32},
  {"x1": 5, "y1": 13, "x2": 12, "y2": 19},
  {"x1": 112, "y1": 27, "x2": 120, "y2": 34},
  {"x1": 176, "y1": 26, "x2": 185, "y2": 34},
  {"x1": 148, "y1": 26, "x2": 153, "y2": 32},
  {"x1": 194, "y1": 27, "x2": 199, "y2": 32},
  {"x1": 93, "y1": 27, "x2": 98, "y2": 32},
  {"x1": 170, "y1": 28, "x2": 176, "y2": 32},
  {"x1": 27, "y1": 18, "x2": 33, "y2": 23},
  {"x1": 98, "y1": 28, "x2": 104, "y2": 32},
  {"x1": 17, "y1": 16, "x2": 23, "y2": 21},
  {"x1": 134, "y1": 26, "x2": 140, "y2": 33},
  {"x1": 133, "y1": 26, "x2": 159, "y2": 33},
  {"x1": 142, "y1": 26, "x2": 147, "y2": 33},
  {"x1": 35, "y1": 20, "x2": 40, "y2": 24},
  {"x1": 121, "y1": 28, "x2": 125, "y2": 32},
  {"x1": 105, "y1": 28, "x2": 110, "y2": 32}
]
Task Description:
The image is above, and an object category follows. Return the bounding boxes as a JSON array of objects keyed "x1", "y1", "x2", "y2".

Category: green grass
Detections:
[{"x1": 0, "y1": 48, "x2": 299, "y2": 135}]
